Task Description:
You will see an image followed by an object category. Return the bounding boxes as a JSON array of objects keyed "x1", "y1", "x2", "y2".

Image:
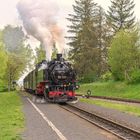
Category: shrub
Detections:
[
  {"x1": 101, "y1": 72, "x2": 113, "y2": 81},
  {"x1": 129, "y1": 69, "x2": 140, "y2": 84},
  {"x1": 108, "y1": 30, "x2": 140, "y2": 82},
  {"x1": 79, "y1": 73, "x2": 98, "y2": 83}
]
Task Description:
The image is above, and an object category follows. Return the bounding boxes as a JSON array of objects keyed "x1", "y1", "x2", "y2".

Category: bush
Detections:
[
  {"x1": 129, "y1": 69, "x2": 140, "y2": 84},
  {"x1": 108, "y1": 30, "x2": 140, "y2": 82},
  {"x1": 100, "y1": 72, "x2": 113, "y2": 81},
  {"x1": 79, "y1": 73, "x2": 98, "y2": 83},
  {"x1": 0, "y1": 81, "x2": 8, "y2": 92},
  {"x1": 0, "y1": 86, "x2": 8, "y2": 92}
]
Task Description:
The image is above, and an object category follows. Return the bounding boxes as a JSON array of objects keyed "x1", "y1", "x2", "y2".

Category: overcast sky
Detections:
[{"x1": 0, "y1": 0, "x2": 140, "y2": 29}]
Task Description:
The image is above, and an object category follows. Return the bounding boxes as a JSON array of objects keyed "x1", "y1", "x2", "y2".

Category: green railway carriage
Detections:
[{"x1": 24, "y1": 69, "x2": 45, "y2": 92}]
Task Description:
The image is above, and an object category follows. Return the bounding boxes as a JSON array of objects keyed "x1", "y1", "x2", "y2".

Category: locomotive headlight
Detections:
[{"x1": 45, "y1": 85, "x2": 49, "y2": 89}]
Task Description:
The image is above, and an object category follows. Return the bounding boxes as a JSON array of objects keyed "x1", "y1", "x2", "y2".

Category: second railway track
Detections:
[
  {"x1": 77, "y1": 94, "x2": 140, "y2": 104},
  {"x1": 60, "y1": 103, "x2": 140, "y2": 140}
]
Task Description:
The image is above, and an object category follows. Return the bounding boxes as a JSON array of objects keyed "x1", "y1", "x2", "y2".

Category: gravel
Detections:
[{"x1": 72, "y1": 101, "x2": 140, "y2": 131}]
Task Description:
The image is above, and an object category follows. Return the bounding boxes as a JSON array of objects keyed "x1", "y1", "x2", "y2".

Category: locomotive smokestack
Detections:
[{"x1": 57, "y1": 53, "x2": 62, "y2": 61}]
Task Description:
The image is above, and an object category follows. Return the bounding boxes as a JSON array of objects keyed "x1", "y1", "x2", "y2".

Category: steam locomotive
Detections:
[{"x1": 23, "y1": 54, "x2": 78, "y2": 103}]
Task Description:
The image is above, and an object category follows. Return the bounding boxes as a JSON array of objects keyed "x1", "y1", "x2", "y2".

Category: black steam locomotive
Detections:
[{"x1": 24, "y1": 54, "x2": 78, "y2": 103}]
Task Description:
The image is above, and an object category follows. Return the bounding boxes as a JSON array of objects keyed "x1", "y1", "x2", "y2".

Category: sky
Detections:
[{"x1": 0, "y1": 0, "x2": 140, "y2": 29}]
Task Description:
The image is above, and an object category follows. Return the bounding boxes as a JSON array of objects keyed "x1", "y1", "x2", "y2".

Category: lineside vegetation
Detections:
[
  {"x1": 0, "y1": 92, "x2": 24, "y2": 140},
  {"x1": 78, "y1": 81, "x2": 140, "y2": 100}
]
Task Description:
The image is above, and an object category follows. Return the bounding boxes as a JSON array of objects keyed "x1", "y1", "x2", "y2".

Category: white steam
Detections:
[{"x1": 17, "y1": 0, "x2": 65, "y2": 60}]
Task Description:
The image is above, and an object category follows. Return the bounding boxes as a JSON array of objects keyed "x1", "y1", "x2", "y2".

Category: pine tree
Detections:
[
  {"x1": 95, "y1": 6, "x2": 111, "y2": 73},
  {"x1": 67, "y1": 0, "x2": 103, "y2": 82},
  {"x1": 107, "y1": 0, "x2": 135, "y2": 33}
]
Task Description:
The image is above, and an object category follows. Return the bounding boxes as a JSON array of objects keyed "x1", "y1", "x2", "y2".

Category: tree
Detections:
[
  {"x1": 3, "y1": 25, "x2": 25, "y2": 53},
  {"x1": 95, "y1": 6, "x2": 111, "y2": 73},
  {"x1": 67, "y1": 0, "x2": 102, "y2": 82},
  {"x1": 35, "y1": 44, "x2": 46, "y2": 63},
  {"x1": 2, "y1": 25, "x2": 34, "y2": 91},
  {"x1": 107, "y1": 0, "x2": 135, "y2": 33},
  {"x1": 0, "y1": 31, "x2": 7, "y2": 86},
  {"x1": 108, "y1": 29, "x2": 140, "y2": 81},
  {"x1": 3, "y1": 44, "x2": 34, "y2": 91},
  {"x1": 4, "y1": 53, "x2": 24, "y2": 90}
]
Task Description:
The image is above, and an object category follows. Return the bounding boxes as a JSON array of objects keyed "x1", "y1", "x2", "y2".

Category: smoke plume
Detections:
[{"x1": 17, "y1": 0, "x2": 65, "y2": 60}]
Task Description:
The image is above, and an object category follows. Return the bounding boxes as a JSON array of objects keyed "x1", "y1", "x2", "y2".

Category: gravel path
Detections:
[
  {"x1": 73, "y1": 101, "x2": 140, "y2": 131},
  {"x1": 21, "y1": 92, "x2": 120, "y2": 140}
]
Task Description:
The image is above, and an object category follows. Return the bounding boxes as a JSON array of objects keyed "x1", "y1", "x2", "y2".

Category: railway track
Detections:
[
  {"x1": 76, "y1": 94, "x2": 140, "y2": 104},
  {"x1": 60, "y1": 103, "x2": 140, "y2": 140}
]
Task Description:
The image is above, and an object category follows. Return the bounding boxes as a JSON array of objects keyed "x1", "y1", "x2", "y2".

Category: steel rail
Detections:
[
  {"x1": 60, "y1": 104, "x2": 140, "y2": 140},
  {"x1": 76, "y1": 94, "x2": 140, "y2": 104}
]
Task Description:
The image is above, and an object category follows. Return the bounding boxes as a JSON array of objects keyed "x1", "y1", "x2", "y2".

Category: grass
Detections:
[
  {"x1": 0, "y1": 91, "x2": 24, "y2": 140},
  {"x1": 80, "y1": 98, "x2": 140, "y2": 117},
  {"x1": 77, "y1": 81, "x2": 140, "y2": 100}
]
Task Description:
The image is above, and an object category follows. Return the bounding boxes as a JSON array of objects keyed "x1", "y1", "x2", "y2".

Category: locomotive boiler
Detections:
[{"x1": 24, "y1": 54, "x2": 78, "y2": 103}]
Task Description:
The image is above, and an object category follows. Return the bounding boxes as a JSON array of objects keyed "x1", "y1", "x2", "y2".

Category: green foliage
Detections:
[
  {"x1": 95, "y1": 6, "x2": 111, "y2": 73},
  {"x1": 100, "y1": 71, "x2": 113, "y2": 81},
  {"x1": 3, "y1": 25, "x2": 25, "y2": 53},
  {"x1": 4, "y1": 54, "x2": 24, "y2": 80},
  {"x1": 35, "y1": 44, "x2": 46, "y2": 63},
  {"x1": 0, "y1": 92, "x2": 24, "y2": 139},
  {"x1": 0, "y1": 43, "x2": 7, "y2": 78},
  {"x1": 0, "y1": 85, "x2": 8, "y2": 92},
  {"x1": 0, "y1": 46, "x2": 7, "y2": 78},
  {"x1": 80, "y1": 72, "x2": 97, "y2": 83},
  {"x1": 77, "y1": 81, "x2": 140, "y2": 100},
  {"x1": 107, "y1": 0, "x2": 135, "y2": 33},
  {"x1": 67, "y1": 0, "x2": 107, "y2": 82},
  {"x1": 51, "y1": 44, "x2": 58, "y2": 59},
  {"x1": 129, "y1": 69, "x2": 140, "y2": 84},
  {"x1": 74, "y1": 48, "x2": 102, "y2": 82},
  {"x1": 4, "y1": 44, "x2": 34, "y2": 90},
  {"x1": 1, "y1": 25, "x2": 34, "y2": 91},
  {"x1": 0, "y1": 30, "x2": 8, "y2": 85},
  {"x1": 108, "y1": 30, "x2": 140, "y2": 82}
]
